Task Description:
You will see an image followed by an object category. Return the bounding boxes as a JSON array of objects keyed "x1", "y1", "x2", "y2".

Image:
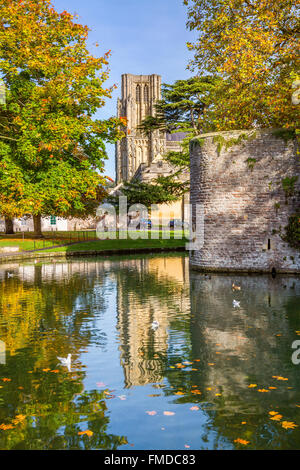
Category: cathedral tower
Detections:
[{"x1": 115, "y1": 74, "x2": 167, "y2": 183}]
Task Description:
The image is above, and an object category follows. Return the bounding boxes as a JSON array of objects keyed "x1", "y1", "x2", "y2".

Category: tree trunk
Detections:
[
  {"x1": 33, "y1": 215, "x2": 43, "y2": 238},
  {"x1": 4, "y1": 217, "x2": 14, "y2": 234}
]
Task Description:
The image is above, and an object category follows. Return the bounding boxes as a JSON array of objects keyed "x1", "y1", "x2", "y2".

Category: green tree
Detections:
[
  {"x1": 108, "y1": 174, "x2": 189, "y2": 211},
  {"x1": 139, "y1": 76, "x2": 217, "y2": 168},
  {"x1": 0, "y1": 0, "x2": 123, "y2": 236}
]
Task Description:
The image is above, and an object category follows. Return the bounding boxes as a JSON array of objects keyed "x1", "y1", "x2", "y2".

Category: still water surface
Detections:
[{"x1": 0, "y1": 254, "x2": 299, "y2": 450}]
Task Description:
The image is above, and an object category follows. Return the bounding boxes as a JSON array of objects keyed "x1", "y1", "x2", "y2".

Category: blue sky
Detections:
[{"x1": 52, "y1": 0, "x2": 197, "y2": 179}]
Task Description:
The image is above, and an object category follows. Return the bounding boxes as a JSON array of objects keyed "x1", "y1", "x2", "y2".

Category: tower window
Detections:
[
  {"x1": 136, "y1": 85, "x2": 141, "y2": 102},
  {"x1": 144, "y1": 85, "x2": 149, "y2": 102}
]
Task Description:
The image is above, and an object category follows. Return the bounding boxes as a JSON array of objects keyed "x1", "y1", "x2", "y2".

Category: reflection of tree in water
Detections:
[
  {"x1": 165, "y1": 272, "x2": 300, "y2": 449},
  {"x1": 0, "y1": 261, "x2": 127, "y2": 449}
]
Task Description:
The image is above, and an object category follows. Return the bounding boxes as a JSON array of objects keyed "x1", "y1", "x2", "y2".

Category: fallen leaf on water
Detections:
[
  {"x1": 208, "y1": 363, "x2": 215, "y2": 366},
  {"x1": 78, "y1": 430, "x2": 93, "y2": 437},
  {"x1": 12, "y1": 415, "x2": 26, "y2": 425},
  {"x1": 248, "y1": 384, "x2": 257, "y2": 388},
  {"x1": 194, "y1": 359, "x2": 201, "y2": 362},
  {"x1": 269, "y1": 386, "x2": 277, "y2": 390},
  {"x1": 184, "y1": 444, "x2": 190, "y2": 448},
  {"x1": 234, "y1": 438, "x2": 249, "y2": 445},
  {"x1": 281, "y1": 421, "x2": 298, "y2": 430},
  {"x1": 175, "y1": 391, "x2": 184, "y2": 395},
  {"x1": 270, "y1": 414, "x2": 282, "y2": 421},
  {"x1": 190, "y1": 406, "x2": 199, "y2": 411},
  {"x1": 163, "y1": 411, "x2": 175, "y2": 416},
  {"x1": 0, "y1": 424, "x2": 14, "y2": 430},
  {"x1": 118, "y1": 395, "x2": 126, "y2": 401},
  {"x1": 42, "y1": 369, "x2": 50, "y2": 372},
  {"x1": 2, "y1": 378, "x2": 11, "y2": 382},
  {"x1": 50, "y1": 370, "x2": 59, "y2": 373},
  {"x1": 241, "y1": 422, "x2": 246, "y2": 425},
  {"x1": 146, "y1": 411, "x2": 157, "y2": 416},
  {"x1": 257, "y1": 389, "x2": 269, "y2": 393},
  {"x1": 215, "y1": 393, "x2": 222, "y2": 397},
  {"x1": 272, "y1": 376, "x2": 288, "y2": 381}
]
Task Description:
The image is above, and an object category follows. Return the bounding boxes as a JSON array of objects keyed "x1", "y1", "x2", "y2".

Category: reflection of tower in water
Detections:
[{"x1": 115, "y1": 256, "x2": 189, "y2": 388}]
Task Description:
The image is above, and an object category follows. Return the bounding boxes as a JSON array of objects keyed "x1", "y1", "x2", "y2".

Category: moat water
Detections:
[{"x1": 0, "y1": 254, "x2": 299, "y2": 450}]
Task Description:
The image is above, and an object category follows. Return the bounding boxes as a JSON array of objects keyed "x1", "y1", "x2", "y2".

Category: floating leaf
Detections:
[
  {"x1": 270, "y1": 414, "x2": 282, "y2": 421},
  {"x1": 281, "y1": 421, "x2": 298, "y2": 429},
  {"x1": 78, "y1": 430, "x2": 93, "y2": 437},
  {"x1": 234, "y1": 438, "x2": 249, "y2": 445}
]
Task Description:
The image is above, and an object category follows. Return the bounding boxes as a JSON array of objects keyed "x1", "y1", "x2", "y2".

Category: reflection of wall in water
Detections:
[
  {"x1": 190, "y1": 272, "x2": 300, "y2": 405},
  {"x1": 115, "y1": 256, "x2": 190, "y2": 387}
]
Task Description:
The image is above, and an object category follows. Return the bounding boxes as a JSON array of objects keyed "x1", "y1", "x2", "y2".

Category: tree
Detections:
[
  {"x1": 139, "y1": 76, "x2": 217, "y2": 168},
  {"x1": 108, "y1": 173, "x2": 189, "y2": 211},
  {"x1": 0, "y1": 0, "x2": 123, "y2": 236},
  {"x1": 184, "y1": 0, "x2": 300, "y2": 130}
]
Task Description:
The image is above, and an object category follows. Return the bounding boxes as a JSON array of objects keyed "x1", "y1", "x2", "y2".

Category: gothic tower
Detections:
[{"x1": 115, "y1": 74, "x2": 167, "y2": 183}]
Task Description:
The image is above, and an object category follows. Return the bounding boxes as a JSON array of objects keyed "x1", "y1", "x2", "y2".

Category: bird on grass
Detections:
[{"x1": 57, "y1": 353, "x2": 72, "y2": 371}]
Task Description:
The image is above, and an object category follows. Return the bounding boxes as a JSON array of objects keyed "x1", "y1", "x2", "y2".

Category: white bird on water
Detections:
[
  {"x1": 57, "y1": 353, "x2": 72, "y2": 371},
  {"x1": 151, "y1": 320, "x2": 159, "y2": 330},
  {"x1": 233, "y1": 300, "x2": 240, "y2": 308}
]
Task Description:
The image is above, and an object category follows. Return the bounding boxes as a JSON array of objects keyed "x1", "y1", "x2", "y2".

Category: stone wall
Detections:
[{"x1": 189, "y1": 129, "x2": 300, "y2": 273}]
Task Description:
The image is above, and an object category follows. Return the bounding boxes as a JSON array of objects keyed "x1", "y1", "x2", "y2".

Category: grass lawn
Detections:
[
  {"x1": 43, "y1": 237, "x2": 187, "y2": 253},
  {"x1": 0, "y1": 230, "x2": 188, "y2": 253}
]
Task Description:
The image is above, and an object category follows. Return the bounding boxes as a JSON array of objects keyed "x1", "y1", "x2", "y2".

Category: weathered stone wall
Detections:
[{"x1": 189, "y1": 129, "x2": 300, "y2": 273}]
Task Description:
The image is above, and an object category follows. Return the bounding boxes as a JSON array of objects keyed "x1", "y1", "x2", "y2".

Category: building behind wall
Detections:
[
  {"x1": 189, "y1": 129, "x2": 300, "y2": 273},
  {"x1": 115, "y1": 73, "x2": 189, "y2": 223}
]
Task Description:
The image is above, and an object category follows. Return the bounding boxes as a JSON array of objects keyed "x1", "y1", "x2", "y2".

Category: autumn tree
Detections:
[
  {"x1": 184, "y1": 0, "x2": 300, "y2": 130},
  {"x1": 0, "y1": 0, "x2": 123, "y2": 236}
]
